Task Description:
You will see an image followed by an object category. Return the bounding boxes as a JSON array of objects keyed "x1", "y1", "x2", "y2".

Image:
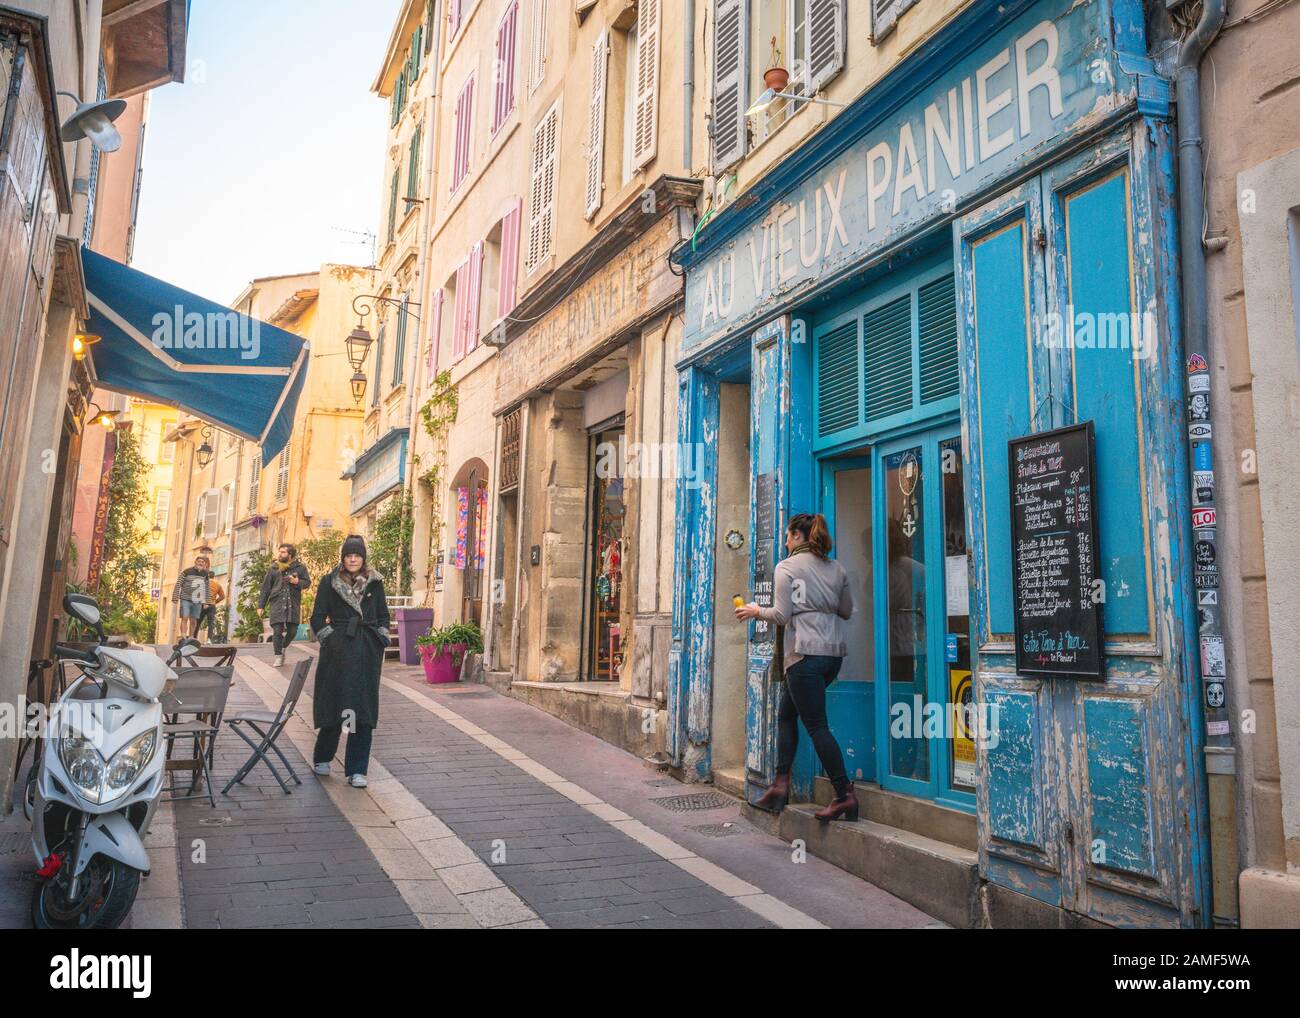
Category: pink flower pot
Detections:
[{"x1": 419, "y1": 643, "x2": 467, "y2": 684}]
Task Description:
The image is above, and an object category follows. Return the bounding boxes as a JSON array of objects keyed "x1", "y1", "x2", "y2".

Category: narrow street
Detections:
[{"x1": 3, "y1": 648, "x2": 939, "y2": 930}]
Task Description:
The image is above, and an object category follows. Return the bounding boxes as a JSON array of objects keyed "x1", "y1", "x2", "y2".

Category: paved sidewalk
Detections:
[{"x1": 1, "y1": 642, "x2": 938, "y2": 929}]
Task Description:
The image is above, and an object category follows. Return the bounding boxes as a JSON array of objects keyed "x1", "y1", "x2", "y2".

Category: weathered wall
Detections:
[{"x1": 1196, "y1": 0, "x2": 1300, "y2": 925}]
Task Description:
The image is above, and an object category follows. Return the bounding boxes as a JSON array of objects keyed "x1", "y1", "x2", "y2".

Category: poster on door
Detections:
[{"x1": 949, "y1": 668, "x2": 977, "y2": 788}]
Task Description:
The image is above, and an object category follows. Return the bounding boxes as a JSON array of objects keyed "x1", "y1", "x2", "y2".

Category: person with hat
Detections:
[{"x1": 308, "y1": 534, "x2": 390, "y2": 787}]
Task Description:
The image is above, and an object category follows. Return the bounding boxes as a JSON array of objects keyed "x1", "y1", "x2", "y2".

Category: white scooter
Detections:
[{"x1": 28, "y1": 593, "x2": 197, "y2": 929}]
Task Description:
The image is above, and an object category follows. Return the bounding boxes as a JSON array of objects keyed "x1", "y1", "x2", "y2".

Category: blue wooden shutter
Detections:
[
  {"x1": 816, "y1": 319, "x2": 859, "y2": 436},
  {"x1": 918, "y1": 273, "x2": 959, "y2": 404},
  {"x1": 863, "y1": 294, "x2": 913, "y2": 421}
]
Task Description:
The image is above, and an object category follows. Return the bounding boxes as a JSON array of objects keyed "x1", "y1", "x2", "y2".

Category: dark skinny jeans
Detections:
[{"x1": 776, "y1": 654, "x2": 851, "y2": 797}]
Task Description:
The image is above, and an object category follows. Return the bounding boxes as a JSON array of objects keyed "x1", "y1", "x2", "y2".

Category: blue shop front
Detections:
[{"x1": 669, "y1": 0, "x2": 1211, "y2": 927}]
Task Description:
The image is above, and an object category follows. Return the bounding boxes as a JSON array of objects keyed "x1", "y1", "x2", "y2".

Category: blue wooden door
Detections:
[{"x1": 957, "y1": 129, "x2": 1210, "y2": 926}]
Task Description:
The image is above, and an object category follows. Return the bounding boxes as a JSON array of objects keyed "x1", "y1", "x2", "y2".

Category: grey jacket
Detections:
[{"x1": 758, "y1": 551, "x2": 854, "y2": 672}]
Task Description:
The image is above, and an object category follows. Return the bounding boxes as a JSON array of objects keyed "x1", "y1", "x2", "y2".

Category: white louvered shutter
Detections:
[
  {"x1": 529, "y1": 0, "x2": 548, "y2": 90},
  {"x1": 247, "y1": 454, "x2": 260, "y2": 512},
  {"x1": 585, "y1": 31, "x2": 609, "y2": 218},
  {"x1": 711, "y1": 0, "x2": 747, "y2": 171},
  {"x1": 527, "y1": 103, "x2": 558, "y2": 271},
  {"x1": 806, "y1": 0, "x2": 845, "y2": 93},
  {"x1": 202, "y1": 490, "x2": 220, "y2": 537},
  {"x1": 631, "y1": 0, "x2": 660, "y2": 170},
  {"x1": 426, "y1": 288, "x2": 445, "y2": 383},
  {"x1": 497, "y1": 200, "x2": 522, "y2": 317}
]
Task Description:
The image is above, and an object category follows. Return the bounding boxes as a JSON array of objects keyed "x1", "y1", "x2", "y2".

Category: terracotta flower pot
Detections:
[{"x1": 763, "y1": 66, "x2": 789, "y2": 92}]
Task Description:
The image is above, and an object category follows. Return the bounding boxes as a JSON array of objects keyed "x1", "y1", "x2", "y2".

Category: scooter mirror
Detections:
[{"x1": 63, "y1": 592, "x2": 104, "y2": 631}]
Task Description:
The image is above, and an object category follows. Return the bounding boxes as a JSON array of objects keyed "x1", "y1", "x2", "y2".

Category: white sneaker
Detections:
[
  {"x1": 313, "y1": 762, "x2": 330, "y2": 776},
  {"x1": 347, "y1": 774, "x2": 368, "y2": 788},
  {"x1": 273, "y1": 654, "x2": 285, "y2": 667}
]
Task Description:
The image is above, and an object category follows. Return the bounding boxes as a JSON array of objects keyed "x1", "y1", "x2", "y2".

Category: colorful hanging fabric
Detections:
[
  {"x1": 455, "y1": 486, "x2": 469, "y2": 568},
  {"x1": 475, "y1": 486, "x2": 488, "y2": 570}
]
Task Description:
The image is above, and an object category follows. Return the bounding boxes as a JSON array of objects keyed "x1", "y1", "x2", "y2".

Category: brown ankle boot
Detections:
[
  {"x1": 752, "y1": 773, "x2": 790, "y2": 813},
  {"x1": 814, "y1": 786, "x2": 859, "y2": 823}
]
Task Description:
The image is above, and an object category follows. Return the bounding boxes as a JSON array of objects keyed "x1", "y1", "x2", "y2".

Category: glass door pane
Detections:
[
  {"x1": 940, "y1": 435, "x2": 976, "y2": 793},
  {"x1": 884, "y1": 446, "x2": 928, "y2": 782}
]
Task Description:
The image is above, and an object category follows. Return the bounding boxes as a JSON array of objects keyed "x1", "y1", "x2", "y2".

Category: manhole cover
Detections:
[
  {"x1": 689, "y1": 823, "x2": 744, "y2": 838},
  {"x1": 0, "y1": 833, "x2": 26, "y2": 855},
  {"x1": 650, "y1": 791, "x2": 733, "y2": 812}
]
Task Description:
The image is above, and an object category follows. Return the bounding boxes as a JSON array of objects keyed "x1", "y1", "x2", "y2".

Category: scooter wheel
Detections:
[{"x1": 31, "y1": 858, "x2": 140, "y2": 930}]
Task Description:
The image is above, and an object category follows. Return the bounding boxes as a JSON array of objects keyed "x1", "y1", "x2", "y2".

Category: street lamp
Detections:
[
  {"x1": 350, "y1": 370, "x2": 368, "y2": 405},
  {"x1": 72, "y1": 332, "x2": 101, "y2": 361},
  {"x1": 345, "y1": 325, "x2": 373, "y2": 372},
  {"x1": 57, "y1": 91, "x2": 127, "y2": 153},
  {"x1": 84, "y1": 403, "x2": 120, "y2": 431},
  {"x1": 196, "y1": 425, "x2": 215, "y2": 468}
]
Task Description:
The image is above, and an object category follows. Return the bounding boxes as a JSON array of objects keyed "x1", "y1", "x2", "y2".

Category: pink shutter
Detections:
[
  {"x1": 452, "y1": 260, "x2": 470, "y2": 361},
  {"x1": 425, "y1": 288, "x2": 445, "y2": 384},
  {"x1": 493, "y1": 4, "x2": 518, "y2": 133},
  {"x1": 448, "y1": 0, "x2": 461, "y2": 35},
  {"x1": 466, "y1": 242, "x2": 484, "y2": 353},
  {"x1": 498, "y1": 198, "x2": 522, "y2": 319},
  {"x1": 453, "y1": 76, "x2": 474, "y2": 190}
]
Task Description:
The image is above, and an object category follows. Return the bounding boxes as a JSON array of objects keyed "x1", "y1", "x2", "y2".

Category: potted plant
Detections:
[
  {"x1": 416, "y1": 621, "x2": 483, "y2": 684},
  {"x1": 762, "y1": 37, "x2": 789, "y2": 92}
]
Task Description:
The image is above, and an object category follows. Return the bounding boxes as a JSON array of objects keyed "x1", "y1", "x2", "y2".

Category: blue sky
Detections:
[{"x1": 131, "y1": 0, "x2": 403, "y2": 304}]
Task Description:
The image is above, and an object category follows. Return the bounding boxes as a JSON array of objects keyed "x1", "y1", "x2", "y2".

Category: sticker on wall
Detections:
[
  {"x1": 1188, "y1": 393, "x2": 1210, "y2": 422},
  {"x1": 945, "y1": 633, "x2": 958, "y2": 663},
  {"x1": 1200, "y1": 636, "x2": 1226, "y2": 678},
  {"x1": 949, "y1": 669, "x2": 976, "y2": 788},
  {"x1": 1192, "y1": 508, "x2": 1217, "y2": 530},
  {"x1": 1189, "y1": 374, "x2": 1210, "y2": 393},
  {"x1": 1193, "y1": 470, "x2": 1215, "y2": 504},
  {"x1": 1207, "y1": 720, "x2": 1230, "y2": 736},
  {"x1": 1189, "y1": 422, "x2": 1211, "y2": 441},
  {"x1": 1187, "y1": 353, "x2": 1208, "y2": 372},
  {"x1": 1206, "y1": 682, "x2": 1226, "y2": 709},
  {"x1": 1194, "y1": 443, "x2": 1212, "y2": 471},
  {"x1": 1198, "y1": 606, "x2": 1216, "y2": 633},
  {"x1": 1194, "y1": 561, "x2": 1219, "y2": 588},
  {"x1": 1194, "y1": 540, "x2": 1216, "y2": 566},
  {"x1": 1197, "y1": 589, "x2": 1218, "y2": 606}
]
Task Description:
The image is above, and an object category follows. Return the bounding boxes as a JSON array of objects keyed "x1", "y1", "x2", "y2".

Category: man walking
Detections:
[
  {"x1": 173, "y1": 554, "x2": 214, "y2": 639},
  {"x1": 259, "y1": 543, "x2": 311, "y2": 667}
]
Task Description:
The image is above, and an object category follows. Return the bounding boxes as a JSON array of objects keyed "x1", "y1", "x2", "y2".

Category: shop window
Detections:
[{"x1": 588, "y1": 425, "x2": 626, "y2": 681}]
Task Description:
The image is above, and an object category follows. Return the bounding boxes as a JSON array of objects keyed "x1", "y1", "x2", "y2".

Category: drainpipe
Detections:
[
  {"x1": 1174, "y1": 0, "x2": 1236, "y2": 925},
  {"x1": 683, "y1": 0, "x2": 695, "y2": 171}
]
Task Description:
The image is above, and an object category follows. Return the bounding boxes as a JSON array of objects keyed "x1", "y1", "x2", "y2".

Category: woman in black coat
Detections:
[{"x1": 309, "y1": 534, "x2": 390, "y2": 787}]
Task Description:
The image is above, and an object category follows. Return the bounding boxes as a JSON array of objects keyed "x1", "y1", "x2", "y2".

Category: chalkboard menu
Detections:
[
  {"x1": 752, "y1": 472, "x2": 777, "y2": 647},
  {"x1": 1009, "y1": 421, "x2": 1104, "y2": 680}
]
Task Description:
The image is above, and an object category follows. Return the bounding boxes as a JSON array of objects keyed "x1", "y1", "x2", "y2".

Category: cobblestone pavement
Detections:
[{"x1": 0, "y1": 643, "x2": 939, "y2": 930}]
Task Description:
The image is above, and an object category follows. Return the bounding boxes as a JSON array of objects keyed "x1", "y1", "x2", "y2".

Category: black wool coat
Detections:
[
  {"x1": 259, "y1": 561, "x2": 311, "y2": 626},
  {"x1": 309, "y1": 567, "x2": 390, "y2": 730}
]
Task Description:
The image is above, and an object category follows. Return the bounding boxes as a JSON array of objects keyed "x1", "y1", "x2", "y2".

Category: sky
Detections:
[{"x1": 131, "y1": 0, "x2": 404, "y2": 304}]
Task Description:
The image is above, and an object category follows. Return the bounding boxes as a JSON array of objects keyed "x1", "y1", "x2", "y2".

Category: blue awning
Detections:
[{"x1": 82, "y1": 248, "x2": 308, "y2": 462}]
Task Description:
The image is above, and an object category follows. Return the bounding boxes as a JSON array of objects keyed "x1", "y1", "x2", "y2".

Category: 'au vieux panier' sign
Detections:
[{"x1": 1009, "y1": 422, "x2": 1104, "y2": 680}]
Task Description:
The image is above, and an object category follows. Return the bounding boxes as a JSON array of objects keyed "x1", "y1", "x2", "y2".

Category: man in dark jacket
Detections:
[{"x1": 258, "y1": 543, "x2": 311, "y2": 667}]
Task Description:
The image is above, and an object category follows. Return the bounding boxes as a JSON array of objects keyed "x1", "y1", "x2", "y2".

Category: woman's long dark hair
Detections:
[{"x1": 788, "y1": 513, "x2": 832, "y2": 558}]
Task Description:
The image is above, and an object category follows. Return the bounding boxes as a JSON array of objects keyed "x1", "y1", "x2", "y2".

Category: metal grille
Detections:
[
  {"x1": 499, "y1": 407, "x2": 521, "y2": 491},
  {"x1": 689, "y1": 823, "x2": 744, "y2": 838},
  {"x1": 650, "y1": 791, "x2": 733, "y2": 813}
]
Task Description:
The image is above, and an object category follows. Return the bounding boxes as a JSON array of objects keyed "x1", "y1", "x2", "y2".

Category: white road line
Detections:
[
  {"x1": 236, "y1": 655, "x2": 543, "y2": 930},
  {"x1": 377, "y1": 673, "x2": 828, "y2": 930}
]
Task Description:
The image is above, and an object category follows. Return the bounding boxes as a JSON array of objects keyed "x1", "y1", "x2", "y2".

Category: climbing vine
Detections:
[
  {"x1": 370, "y1": 490, "x2": 414, "y2": 596},
  {"x1": 94, "y1": 428, "x2": 156, "y2": 643},
  {"x1": 417, "y1": 371, "x2": 458, "y2": 602}
]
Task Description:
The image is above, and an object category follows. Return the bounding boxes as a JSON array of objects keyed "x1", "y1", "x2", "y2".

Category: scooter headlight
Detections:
[
  {"x1": 59, "y1": 736, "x2": 106, "y2": 803},
  {"x1": 104, "y1": 730, "x2": 157, "y2": 798},
  {"x1": 94, "y1": 655, "x2": 138, "y2": 690}
]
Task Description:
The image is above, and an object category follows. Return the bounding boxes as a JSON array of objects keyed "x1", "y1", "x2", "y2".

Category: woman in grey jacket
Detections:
[{"x1": 735, "y1": 513, "x2": 858, "y2": 822}]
